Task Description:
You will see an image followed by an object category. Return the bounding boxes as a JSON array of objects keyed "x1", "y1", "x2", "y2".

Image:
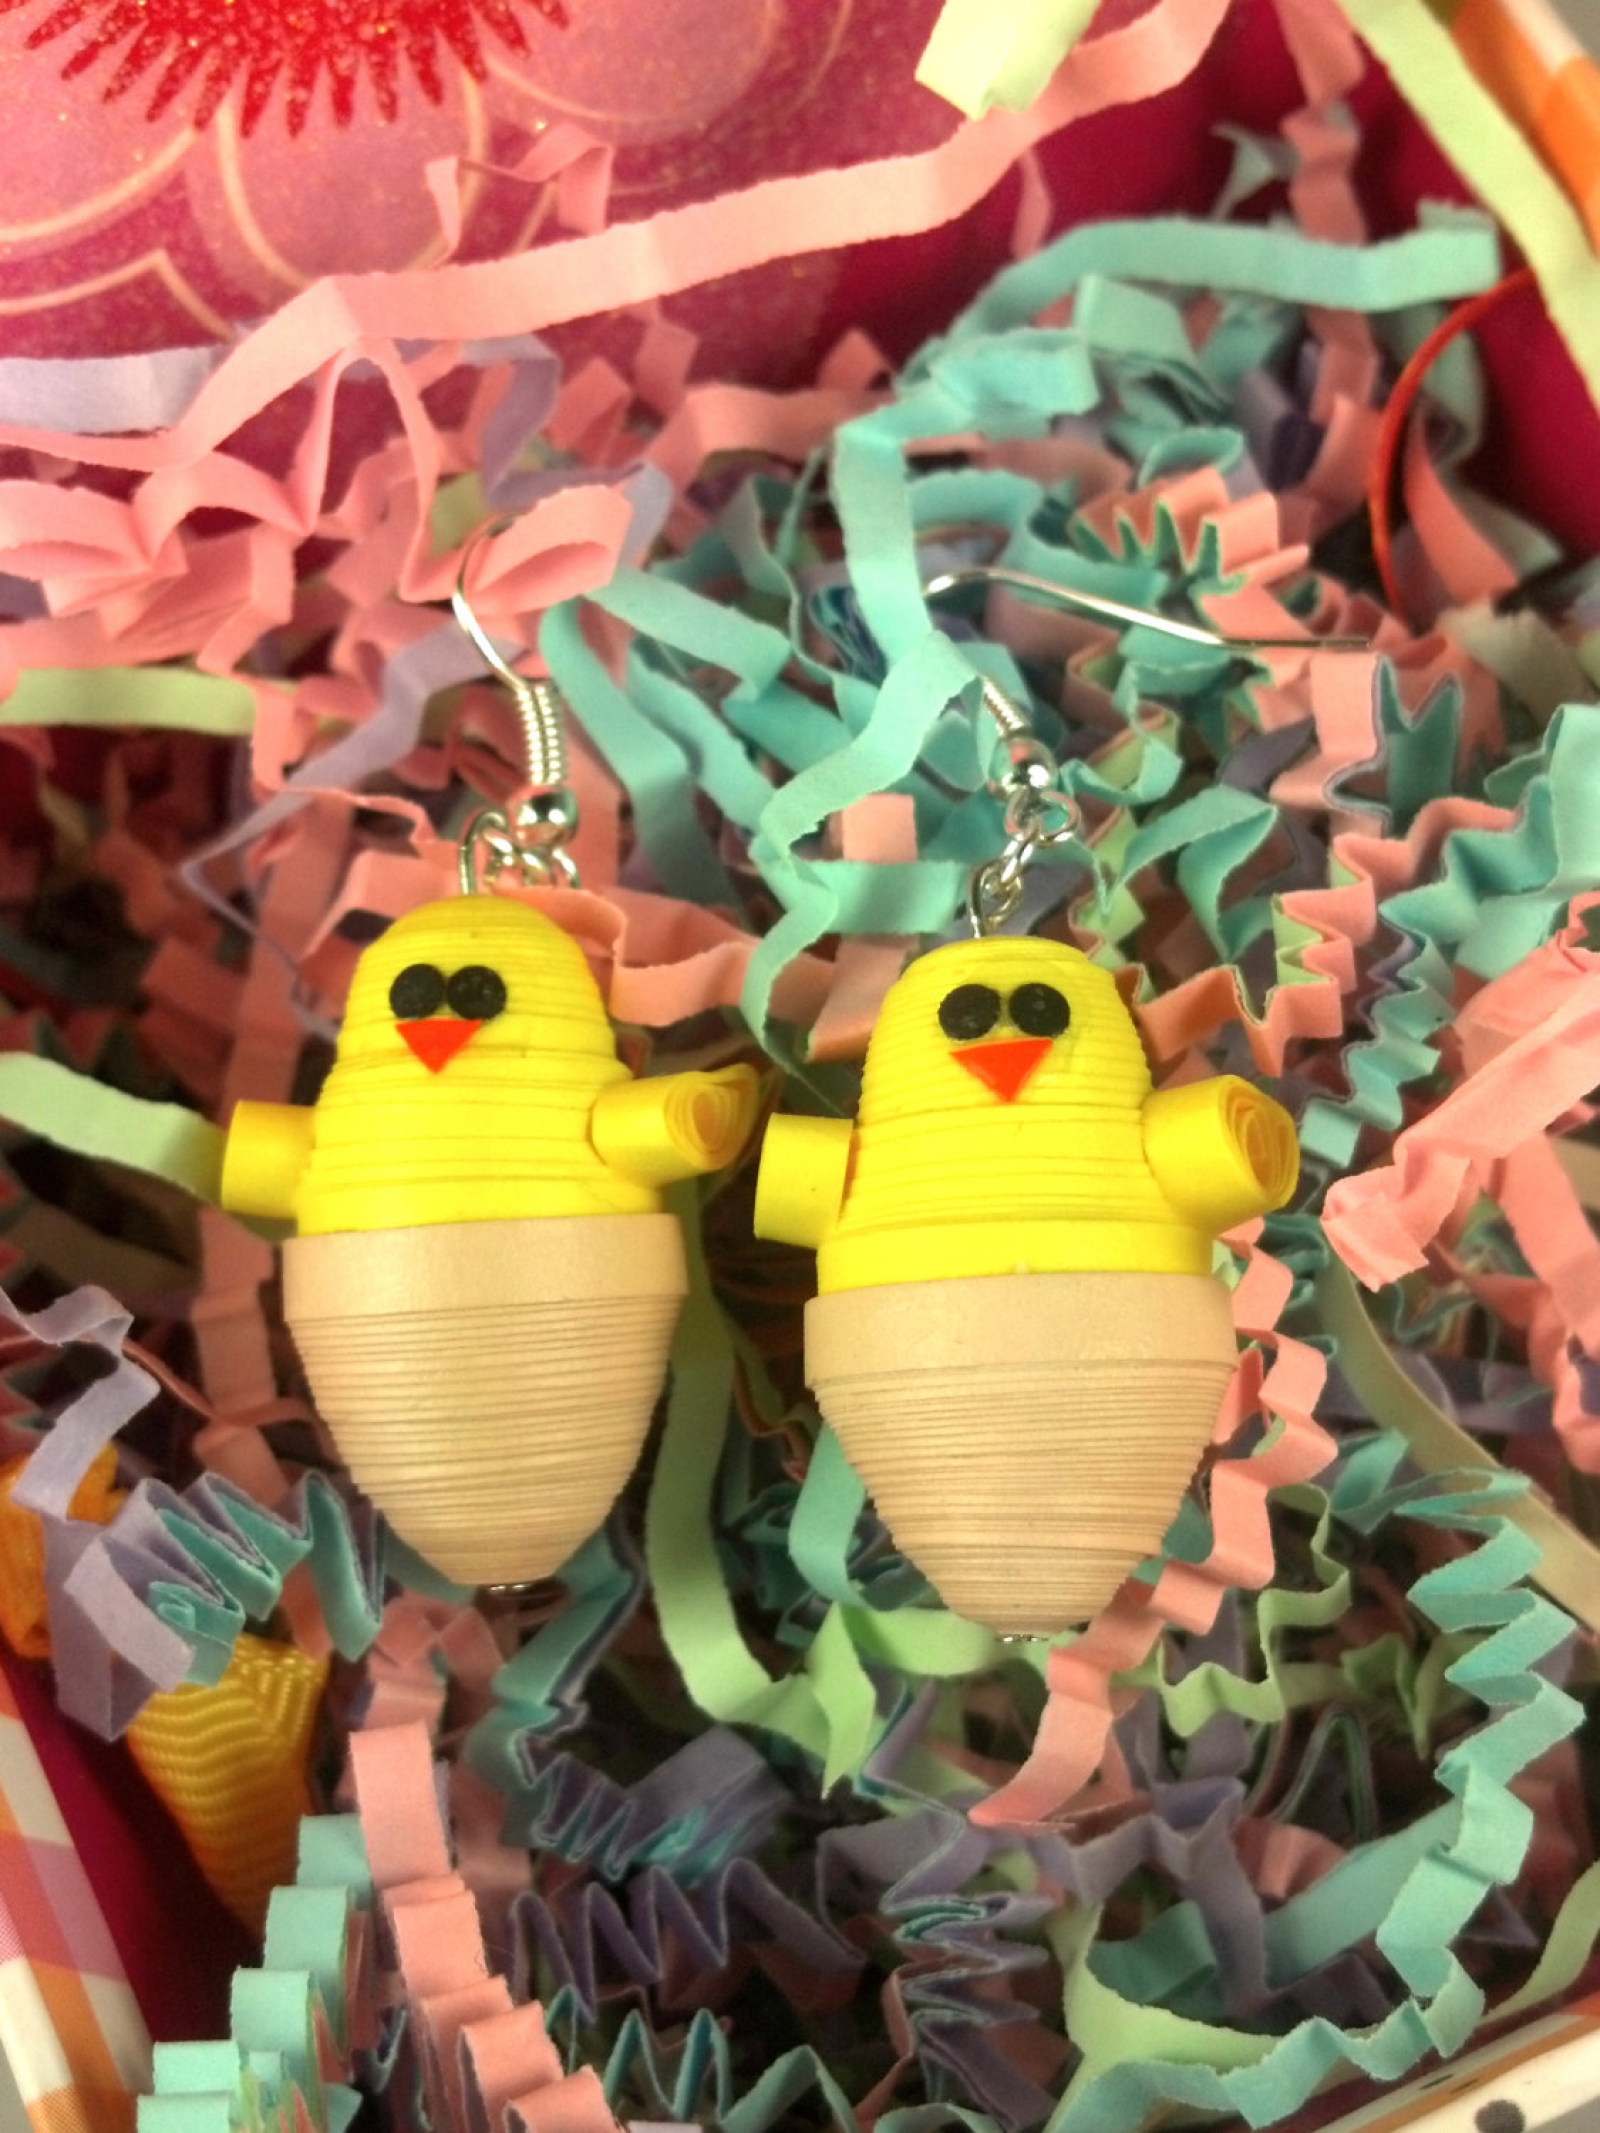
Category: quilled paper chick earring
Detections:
[
  {"x1": 755, "y1": 577, "x2": 1308, "y2": 1638},
  {"x1": 220, "y1": 543, "x2": 758, "y2": 1587}
]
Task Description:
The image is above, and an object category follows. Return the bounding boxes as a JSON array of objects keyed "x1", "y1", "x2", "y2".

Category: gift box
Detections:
[{"x1": 5, "y1": 1, "x2": 1600, "y2": 2128}]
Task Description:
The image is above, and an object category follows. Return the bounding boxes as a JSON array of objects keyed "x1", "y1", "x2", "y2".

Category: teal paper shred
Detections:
[
  {"x1": 1048, "y1": 1438, "x2": 1580, "y2": 2131},
  {"x1": 138, "y1": 2089, "x2": 234, "y2": 2133},
  {"x1": 1298, "y1": 941, "x2": 1453, "y2": 1165},
  {"x1": 145, "y1": 1472, "x2": 383, "y2": 1685},
  {"x1": 125, "y1": 208, "x2": 1580, "y2": 2133},
  {"x1": 151, "y1": 2045, "x2": 242, "y2": 2092},
  {"x1": 1391, "y1": 700, "x2": 1600, "y2": 978},
  {"x1": 231, "y1": 1970, "x2": 320, "y2": 2107},
  {"x1": 788, "y1": 1425, "x2": 873, "y2": 1608},
  {"x1": 1352, "y1": 665, "x2": 1469, "y2": 839},
  {"x1": 480, "y1": 1235, "x2": 1576, "y2": 2133},
  {"x1": 144, "y1": 1420, "x2": 1581, "y2": 2133},
  {"x1": 1078, "y1": 274, "x2": 1212, "y2": 372},
  {"x1": 380, "y1": 1528, "x2": 475, "y2": 1604},
  {"x1": 294, "y1": 1812, "x2": 370, "y2": 1898},
  {"x1": 143, "y1": 2038, "x2": 244, "y2": 2133},
  {"x1": 717, "y1": 674, "x2": 868, "y2": 777},
  {"x1": 923, "y1": 216, "x2": 1502, "y2": 358},
  {"x1": 542, "y1": 599, "x2": 736, "y2": 905},
  {"x1": 139, "y1": 1816, "x2": 367, "y2": 2133},
  {"x1": 624, "y1": 659, "x2": 776, "y2": 833},
  {"x1": 738, "y1": 631, "x2": 989, "y2": 1044},
  {"x1": 1086, "y1": 1807, "x2": 1452, "y2": 2020},
  {"x1": 573, "y1": 2000, "x2": 1003, "y2": 2133},
  {"x1": 465, "y1": 1519, "x2": 643, "y2": 1815},
  {"x1": 150, "y1": 1513, "x2": 309, "y2": 1657},
  {"x1": 1140, "y1": 425, "x2": 1251, "y2": 483},
  {"x1": 145, "y1": 1581, "x2": 259, "y2": 1690},
  {"x1": 1302, "y1": 701, "x2": 1600, "y2": 1160},
  {"x1": 542, "y1": 223, "x2": 1509, "y2": 1060},
  {"x1": 264, "y1": 1886, "x2": 355, "y2": 2045},
  {"x1": 1119, "y1": 787, "x2": 1280, "y2": 959},
  {"x1": 594, "y1": 564, "x2": 792, "y2": 697},
  {"x1": 549, "y1": 452, "x2": 1583, "y2": 2133},
  {"x1": 324, "y1": 2089, "x2": 363, "y2": 2133}
]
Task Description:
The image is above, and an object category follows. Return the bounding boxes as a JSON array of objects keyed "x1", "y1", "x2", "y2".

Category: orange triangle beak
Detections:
[
  {"x1": 953, "y1": 1036, "x2": 1052, "y2": 1102},
  {"x1": 398, "y1": 1018, "x2": 482, "y2": 1073}
]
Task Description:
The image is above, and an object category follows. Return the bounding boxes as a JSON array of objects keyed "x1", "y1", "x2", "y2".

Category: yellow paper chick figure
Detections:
[
  {"x1": 756, "y1": 936, "x2": 1296, "y2": 1285},
  {"x1": 218, "y1": 895, "x2": 759, "y2": 1588},
  {"x1": 754, "y1": 936, "x2": 1298, "y2": 1637},
  {"x1": 221, "y1": 895, "x2": 757, "y2": 1231}
]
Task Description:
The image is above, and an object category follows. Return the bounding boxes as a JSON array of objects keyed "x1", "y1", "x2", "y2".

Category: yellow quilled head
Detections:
[
  {"x1": 336, "y1": 895, "x2": 618, "y2": 1079},
  {"x1": 858, "y1": 936, "x2": 1153, "y2": 1126}
]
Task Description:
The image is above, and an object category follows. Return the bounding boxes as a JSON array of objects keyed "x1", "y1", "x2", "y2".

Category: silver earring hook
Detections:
[
  {"x1": 916, "y1": 565, "x2": 1083, "y2": 936},
  {"x1": 452, "y1": 519, "x2": 580, "y2": 895},
  {"x1": 955, "y1": 668, "x2": 1082, "y2": 939},
  {"x1": 923, "y1": 562, "x2": 1372, "y2": 654},
  {"x1": 924, "y1": 557, "x2": 1372, "y2": 936}
]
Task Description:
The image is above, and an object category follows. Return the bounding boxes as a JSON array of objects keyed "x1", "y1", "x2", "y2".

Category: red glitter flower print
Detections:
[{"x1": 1, "y1": 0, "x2": 567, "y2": 134}]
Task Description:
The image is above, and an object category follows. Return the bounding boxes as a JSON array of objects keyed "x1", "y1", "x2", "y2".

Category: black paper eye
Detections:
[
  {"x1": 938, "y1": 983, "x2": 1001, "y2": 1042},
  {"x1": 389, "y1": 962, "x2": 446, "y2": 1019},
  {"x1": 1010, "y1": 982, "x2": 1070, "y2": 1038},
  {"x1": 446, "y1": 964, "x2": 507, "y2": 1021}
]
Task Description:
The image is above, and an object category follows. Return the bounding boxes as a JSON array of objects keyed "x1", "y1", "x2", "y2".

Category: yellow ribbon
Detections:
[{"x1": 0, "y1": 1452, "x2": 325, "y2": 1934}]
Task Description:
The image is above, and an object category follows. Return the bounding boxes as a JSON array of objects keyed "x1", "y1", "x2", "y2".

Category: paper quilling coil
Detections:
[
  {"x1": 805, "y1": 1269, "x2": 1237, "y2": 1636},
  {"x1": 284, "y1": 1213, "x2": 687, "y2": 1586},
  {"x1": 222, "y1": 896, "x2": 757, "y2": 1587},
  {"x1": 755, "y1": 935, "x2": 1298, "y2": 1636}
]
